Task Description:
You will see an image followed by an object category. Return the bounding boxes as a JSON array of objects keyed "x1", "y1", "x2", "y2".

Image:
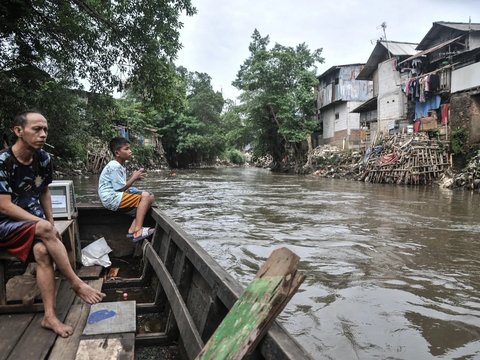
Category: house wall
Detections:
[
  {"x1": 377, "y1": 58, "x2": 408, "y2": 133},
  {"x1": 450, "y1": 92, "x2": 480, "y2": 145},
  {"x1": 318, "y1": 65, "x2": 373, "y2": 148},
  {"x1": 320, "y1": 101, "x2": 363, "y2": 148},
  {"x1": 372, "y1": 70, "x2": 379, "y2": 97},
  {"x1": 469, "y1": 32, "x2": 480, "y2": 50},
  {"x1": 360, "y1": 109, "x2": 378, "y2": 124},
  {"x1": 321, "y1": 107, "x2": 336, "y2": 139},
  {"x1": 451, "y1": 62, "x2": 480, "y2": 93}
]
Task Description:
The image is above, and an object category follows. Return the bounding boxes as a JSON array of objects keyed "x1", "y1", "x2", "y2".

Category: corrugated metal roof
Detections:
[
  {"x1": 378, "y1": 41, "x2": 418, "y2": 56},
  {"x1": 317, "y1": 63, "x2": 365, "y2": 79},
  {"x1": 398, "y1": 35, "x2": 464, "y2": 66},
  {"x1": 437, "y1": 21, "x2": 480, "y2": 32},
  {"x1": 356, "y1": 41, "x2": 418, "y2": 80},
  {"x1": 350, "y1": 96, "x2": 377, "y2": 113},
  {"x1": 417, "y1": 21, "x2": 480, "y2": 50}
]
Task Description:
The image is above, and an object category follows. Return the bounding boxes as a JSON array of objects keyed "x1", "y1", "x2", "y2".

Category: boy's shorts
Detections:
[
  {"x1": 0, "y1": 219, "x2": 37, "y2": 262},
  {"x1": 117, "y1": 192, "x2": 142, "y2": 217}
]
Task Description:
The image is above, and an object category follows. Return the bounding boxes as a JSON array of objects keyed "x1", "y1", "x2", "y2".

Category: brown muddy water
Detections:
[{"x1": 73, "y1": 167, "x2": 480, "y2": 359}]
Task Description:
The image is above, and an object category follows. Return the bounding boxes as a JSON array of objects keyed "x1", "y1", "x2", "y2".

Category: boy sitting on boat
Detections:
[
  {"x1": 0, "y1": 111, "x2": 105, "y2": 337},
  {"x1": 98, "y1": 137, "x2": 155, "y2": 242}
]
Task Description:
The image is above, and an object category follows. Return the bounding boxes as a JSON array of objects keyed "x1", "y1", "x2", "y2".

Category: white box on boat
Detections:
[{"x1": 48, "y1": 180, "x2": 78, "y2": 219}]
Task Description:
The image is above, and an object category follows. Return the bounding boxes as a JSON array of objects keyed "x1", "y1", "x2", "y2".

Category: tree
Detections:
[
  {"x1": 0, "y1": 0, "x2": 195, "y2": 157},
  {"x1": 0, "y1": 0, "x2": 195, "y2": 94},
  {"x1": 233, "y1": 29, "x2": 324, "y2": 172},
  {"x1": 158, "y1": 69, "x2": 225, "y2": 167},
  {"x1": 221, "y1": 99, "x2": 252, "y2": 150}
]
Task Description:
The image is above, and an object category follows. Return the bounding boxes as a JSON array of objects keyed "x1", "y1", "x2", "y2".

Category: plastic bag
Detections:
[{"x1": 81, "y1": 237, "x2": 112, "y2": 267}]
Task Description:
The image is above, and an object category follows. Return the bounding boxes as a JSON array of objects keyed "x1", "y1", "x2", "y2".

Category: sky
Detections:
[{"x1": 176, "y1": 0, "x2": 477, "y2": 101}]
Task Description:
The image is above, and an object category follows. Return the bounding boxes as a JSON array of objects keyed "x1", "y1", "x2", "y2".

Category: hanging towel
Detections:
[{"x1": 441, "y1": 103, "x2": 449, "y2": 125}]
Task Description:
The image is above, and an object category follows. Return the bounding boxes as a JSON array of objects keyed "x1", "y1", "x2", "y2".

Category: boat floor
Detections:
[{"x1": 0, "y1": 265, "x2": 178, "y2": 360}]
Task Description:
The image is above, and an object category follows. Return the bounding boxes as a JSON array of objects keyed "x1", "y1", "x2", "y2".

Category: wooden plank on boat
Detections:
[
  {"x1": 6, "y1": 279, "x2": 76, "y2": 360},
  {"x1": 0, "y1": 313, "x2": 34, "y2": 360},
  {"x1": 83, "y1": 301, "x2": 136, "y2": 336},
  {"x1": 77, "y1": 265, "x2": 103, "y2": 280},
  {"x1": 195, "y1": 247, "x2": 305, "y2": 360},
  {"x1": 48, "y1": 303, "x2": 86, "y2": 359},
  {"x1": 151, "y1": 209, "x2": 242, "y2": 308},
  {"x1": 6, "y1": 263, "x2": 39, "y2": 304},
  {"x1": 54, "y1": 220, "x2": 74, "y2": 235},
  {"x1": 75, "y1": 333, "x2": 135, "y2": 360},
  {"x1": 49, "y1": 279, "x2": 104, "y2": 359},
  {"x1": 260, "y1": 322, "x2": 314, "y2": 360},
  {"x1": 143, "y1": 241, "x2": 204, "y2": 359}
]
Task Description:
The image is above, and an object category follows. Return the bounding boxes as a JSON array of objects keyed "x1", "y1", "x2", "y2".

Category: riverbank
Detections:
[
  {"x1": 53, "y1": 133, "x2": 480, "y2": 193},
  {"x1": 305, "y1": 133, "x2": 480, "y2": 192}
]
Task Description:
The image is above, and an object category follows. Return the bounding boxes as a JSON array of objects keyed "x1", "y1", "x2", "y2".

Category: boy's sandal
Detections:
[
  {"x1": 126, "y1": 227, "x2": 144, "y2": 238},
  {"x1": 132, "y1": 227, "x2": 155, "y2": 243}
]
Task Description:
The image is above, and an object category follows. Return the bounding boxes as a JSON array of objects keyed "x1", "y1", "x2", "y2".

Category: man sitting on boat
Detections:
[
  {"x1": 98, "y1": 137, "x2": 155, "y2": 242},
  {"x1": 0, "y1": 111, "x2": 106, "y2": 337}
]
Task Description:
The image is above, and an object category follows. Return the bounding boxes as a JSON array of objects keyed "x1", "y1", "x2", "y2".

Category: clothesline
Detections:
[{"x1": 405, "y1": 62, "x2": 458, "y2": 81}]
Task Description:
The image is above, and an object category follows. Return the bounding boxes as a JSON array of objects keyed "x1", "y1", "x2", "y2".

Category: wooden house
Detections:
[
  {"x1": 392, "y1": 22, "x2": 480, "y2": 143},
  {"x1": 402, "y1": 21, "x2": 480, "y2": 146}
]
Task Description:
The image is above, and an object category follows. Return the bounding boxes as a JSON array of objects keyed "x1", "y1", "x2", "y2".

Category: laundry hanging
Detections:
[{"x1": 415, "y1": 95, "x2": 441, "y2": 118}]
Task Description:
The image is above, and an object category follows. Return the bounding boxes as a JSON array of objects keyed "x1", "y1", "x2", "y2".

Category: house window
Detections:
[
  {"x1": 335, "y1": 113, "x2": 340, "y2": 120},
  {"x1": 335, "y1": 77, "x2": 339, "y2": 85}
]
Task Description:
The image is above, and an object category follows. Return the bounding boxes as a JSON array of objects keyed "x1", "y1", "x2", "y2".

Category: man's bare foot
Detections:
[
  {"x1": 41, "y1": 316, "x2": 73, "y2": 338},
  {"x1": 73, "y1": 282, "x2": 106, "y2": 304}
]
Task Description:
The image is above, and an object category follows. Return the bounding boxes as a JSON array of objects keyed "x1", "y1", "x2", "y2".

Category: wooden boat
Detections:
[{"x1": 1, "y1": 204, "x2": 312, "y2": 359}]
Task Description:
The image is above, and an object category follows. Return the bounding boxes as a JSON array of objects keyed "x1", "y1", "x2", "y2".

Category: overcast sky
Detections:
[{"x1": 175, "y1": 0, "x2": 476, "y2": 101}]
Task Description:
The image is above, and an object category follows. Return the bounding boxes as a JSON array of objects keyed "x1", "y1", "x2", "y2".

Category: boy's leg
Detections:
[
  {"x1": 119, "y1": 192, "x2": 155, "y2": 236},
  {"x1": 128, "y1": 218, "x2": 137, "y2": 235},
  {"x1": 132, "y1": 192, "x2": 155, "y2": 237}
]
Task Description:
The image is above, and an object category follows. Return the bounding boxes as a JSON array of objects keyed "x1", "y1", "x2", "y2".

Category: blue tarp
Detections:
[{"x1": 415, "y1": 95, "x2": 441, "y2": 118}]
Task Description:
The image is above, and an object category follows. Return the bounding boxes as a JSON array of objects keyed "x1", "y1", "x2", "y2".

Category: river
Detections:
[{"x1": 73, "y1": 167, "x2": 480, "y2": 359}]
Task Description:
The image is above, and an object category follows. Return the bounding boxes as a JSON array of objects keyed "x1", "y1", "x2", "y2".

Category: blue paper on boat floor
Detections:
[{"x1": 83, "y1": 301, "x2": 136, "y2": 335}]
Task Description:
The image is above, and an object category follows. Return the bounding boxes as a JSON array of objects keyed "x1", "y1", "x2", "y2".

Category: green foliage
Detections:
[
  {"x1": 0, "y1": 0, "x2": 195, "y2": 95},
  {"x1": 34, "y1": 82, "x2": 88, "y2": 159},
  {"x1": 233, "y1": 29, "x2": 323, "y2": 170},
  {"x1": 83, "y1": 92, "x2": 118, "y2": 142},
  {"x1": 157, "y1": 69, "x2": 225, "y2": 167},
  {"x1": 132, "y1": 144, "x2": 156, "y2": 165},
  {"x1": 115, "y1": 98, "x2": 156, "y2": 132},
  {"x1": 224, "y1": 148, "x2": 245, "y2": 165},
  {"x1": 221, "y1": 100, "x2": 253, "y2": 149},
  {"x1": 451, "y1": 127, "x2": 467, "y2": 155},
  {"x1": 0, "y1": 0, "x2": 195, "y2": 166},
  {"x1": 0, "y1": 75, "x2": 114, "y2": 161}
]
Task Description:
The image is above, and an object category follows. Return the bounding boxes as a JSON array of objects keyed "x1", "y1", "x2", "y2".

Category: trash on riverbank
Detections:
[
  {"x1": 309, "y1": 133, "x2": 453, "y2": 185},
  {"x1": 439, "y1": 151, "x2": 480, "y2": 190}
]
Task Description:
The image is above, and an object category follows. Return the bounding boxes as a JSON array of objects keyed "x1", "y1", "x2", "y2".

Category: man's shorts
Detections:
[
  {"x1": 117, "y1": 192, "x2": 142, "y2": 217},
  {"x1": 0, "y1": 219, "x2": 37, "y2": 262}
]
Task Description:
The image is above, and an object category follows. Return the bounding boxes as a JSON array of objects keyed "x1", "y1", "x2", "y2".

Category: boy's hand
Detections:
[{"x1": 132, "y1": 168, "x2": 147, "y2": 181}]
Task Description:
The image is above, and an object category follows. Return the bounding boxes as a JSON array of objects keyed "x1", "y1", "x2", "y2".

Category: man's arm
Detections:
[
  {"x1": 40, "y1": 186, "x2": 55, "y2": 225},
  {"x1": 0, "y1": 194, "x2": 43, "y2": 222}
]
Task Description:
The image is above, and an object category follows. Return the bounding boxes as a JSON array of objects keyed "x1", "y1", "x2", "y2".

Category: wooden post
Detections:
[{"x1": 195, "y1": 247, "x2": 305, "y2": 360}]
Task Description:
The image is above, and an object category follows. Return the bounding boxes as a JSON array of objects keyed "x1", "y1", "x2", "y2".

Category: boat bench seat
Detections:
[{"x1": 0, "y1": 219, "x2": 76, "y2": 311}]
